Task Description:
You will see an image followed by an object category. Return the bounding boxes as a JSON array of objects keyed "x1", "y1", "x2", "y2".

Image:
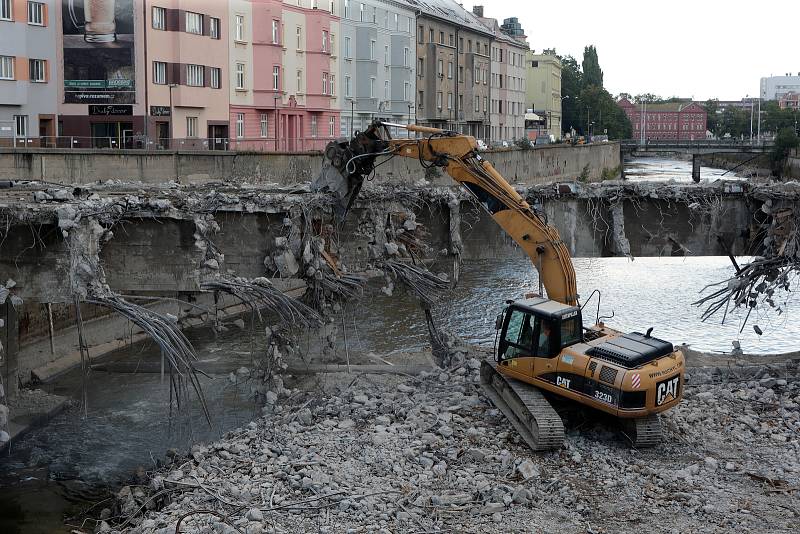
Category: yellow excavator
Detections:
[{"x1": 313, "y1": 122, "x2": 684, "y2": 449}]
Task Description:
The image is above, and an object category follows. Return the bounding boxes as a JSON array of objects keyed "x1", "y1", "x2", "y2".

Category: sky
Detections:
[{"x1": 464, "y1": 0, "x2": 798, "y2": 101}]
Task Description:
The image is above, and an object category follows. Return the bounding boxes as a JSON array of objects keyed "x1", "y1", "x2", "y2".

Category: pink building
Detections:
[
  {"x1": 229, "y1": 0, "x2": 339, "y2": 152},
  {"x1": 145, "y1": 0, "x2": 231, "y2": 149},
  {"x1": 618, "y1": 98, "x2": 707, "y2": 141}
]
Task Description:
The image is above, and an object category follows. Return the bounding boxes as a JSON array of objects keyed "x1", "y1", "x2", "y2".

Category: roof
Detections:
[
  {"x1": 511, "y1": 297, "x2": 579, "y2": 319},
  {"x1": 475, "y1": 15, "x2": 529, "y2": 49},
  {"x1": 400, "y1": 0, "x2": 494, "y2": 36}
]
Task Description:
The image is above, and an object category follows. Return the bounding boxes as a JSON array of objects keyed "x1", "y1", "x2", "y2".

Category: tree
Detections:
[
  {"x1": 633, "y1": 93, "x2": 663, "y2": 104},
  {"x1": 718, "y1": 107, "x2": 750, "y2": 139},
  {"x1": 770, "y1": 127, "x2": 800, "y2": 178},
  {"x1": 579, "y1": 85, "x2": 632, "y2": 139},
  {"x1": 560, "y1": 55, "x2": 582, "y2": 134},
  {"x1": 581, "y1": 45, "x2": 603, "y2": 88},
  {"x1": 703, "y1": 99, "x2": 720, "y2": 136}
]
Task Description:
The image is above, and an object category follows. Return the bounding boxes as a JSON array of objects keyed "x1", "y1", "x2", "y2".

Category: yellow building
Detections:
[{"x1": 526, "y1": 51, "x2": 562, "y2": 139}]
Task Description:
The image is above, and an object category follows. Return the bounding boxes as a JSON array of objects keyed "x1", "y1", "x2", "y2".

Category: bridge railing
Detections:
[{"x1": 620, "y1": 139, "x2": 773, "y2": 149}]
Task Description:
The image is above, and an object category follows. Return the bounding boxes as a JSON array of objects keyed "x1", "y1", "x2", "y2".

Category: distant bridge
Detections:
[{"x1": 620, "y1": 140, "x2": 774, "y2": 181}]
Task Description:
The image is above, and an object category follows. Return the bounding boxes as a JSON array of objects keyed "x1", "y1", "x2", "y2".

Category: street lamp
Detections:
[
  {"x1": 273, "y1": 93, "x2": 281, "y2": 151},
  {"x1": 168, "y1": 84, "x2": 178, "y2": 148}
]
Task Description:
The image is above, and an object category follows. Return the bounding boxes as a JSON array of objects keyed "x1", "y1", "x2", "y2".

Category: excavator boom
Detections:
[{"x1": 312, "y1": 122, "x2": 578, "y2": 306}]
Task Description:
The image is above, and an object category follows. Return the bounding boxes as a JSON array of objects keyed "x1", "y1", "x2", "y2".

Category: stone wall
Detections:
[{"x1": 0, "y1": 143, "x2": 621, "y2": 186}]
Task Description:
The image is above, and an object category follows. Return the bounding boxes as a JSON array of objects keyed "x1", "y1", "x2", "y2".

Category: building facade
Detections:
[
  {"x1": 229, "y1": 0, "x2": 340, "y2": 152},
  {"x1": 414, "y1": 0, "x2": 492, "y2": 139},
  {"x1": 526, "y1": 50, "x2": 562, "y2": 139},
  {"x1": 474, "y1": 9, "x2": 528, "y2": 144},
  {"x1": 336, "y1": 0, "x2": 415, "y2": 137},
  {"x1": 0, "y1": 0, "x2": 59, "y2": 146},
  {"x1": 760, "y1": 75, "x2": 800, "y2": 101},
  {"x1": 143, "y1": 0, "x2": 230, "y2": 149},
  {"x1": 778, "y1": 92, "x2": 799, "y2": 111},
  {"x1": 618, "y1": 98, "x2": 707, "y2": 141}
]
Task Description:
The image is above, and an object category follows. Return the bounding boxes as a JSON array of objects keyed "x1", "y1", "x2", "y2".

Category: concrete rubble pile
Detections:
[{"x1": 100, "y1": 345, "x2": 800, "y2": 534}]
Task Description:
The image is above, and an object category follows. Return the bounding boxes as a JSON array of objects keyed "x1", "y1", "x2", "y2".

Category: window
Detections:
[
  {"x1": 27, "y1": 1, "x2": 43, "y2": 25},
  {"x1": 344, "y1": 0, "x2": 349, "y2": 18},
  {"x1": 428, "y1": 29, "x2": 433, "y2": 43},
  {"x1": 384, "y1": 79, "x2": 389, "y2": 99},
  {"x1": 323, "y1": 72, "x2": 329, "y2": 95},
  {"x1": 531, "y1": 60, "x2": 538, "y2": 68},
  {"x1": 369, "y1": 77, "x2": 375, "y2": 98},
  {"x1": 296, "y1": 69, "x2": 302, "y2": 91},
  {"x1": 330, "y1": 34, "x2": 335, "y2": 55},
  {"x1": 371, "y1": 5, "x2": 376, "y2": 23},
  {"x1": 296, "y1": 26, "x2": 302, "y2": 49},
  {"x1": 483, "y1": 97, "x2": 488, "y2": 112},
  {"x1": 272, "y1": 66, "x2": 280, "y2": 90},
  {"x1": 447, "y1": 61, "x2": 453, "y2": 79},
  {"x1": 394, "y1": 13, "x2": 398, "y2": 30},
  {"x1": 210, "y1": 67, "x2": 220, "y2": 89},
  {"x1": 186, "y1": 116, "x2": 198, "y2": 138},
  {"x1": 437, "y1": 59, "x2": 443, "y2": 76},
  {"x1": 359, "y1": 2, "x2": 364, "y2": 21},
  {"x1": 458, "y1": 66, "x2": 463, "y2": 82},
  {"x1": 439, "y1": 31, "x2": 444, "y2": 44},
  {"x1": 436, "y1": 92, "x2": 442, "y2": 109},
  {"x1": 28, "y1": 59, "x2": 45, "y2": 82},
  {"x1": 210, "y1": 17, "x2": 220, "y2": 39},
  {"x1": 406, "y1": 16, "x2": 411, "y2": 33},
  {"x1": 330, "y1": 74, "x2": 335, "y2": 96},
  {"x1": 0, "y1": 55, "x2": 13, "y2": 79},
  {"x1": 344, "y1": 37, "x2": 351, "y2": 58},
  {"x1": 235, "y1": 15, "x2": 244, "y2": 41},
  {"x1": 384, "y1": 45, "x2": 389, "y2": 65},
  {"x1": 474, "y1": 66, "x2": 479, "y2": 83},
  {"x1": 272, "y1": 20, "x2": 279, "y2": 44},
  {"x1": 260, "y1": 114, "x2": 268, "y2": 138},
  {"x1": 449, "y1": 34, "x2": 454, "y2": 47},
  {"x1": 14, "y1": 115, "x2": 28, "y2": 138},
  {"x1": 329, "y1": 116, "x2": 335, "y2": 137},
  {"x1": 447, "y1": 92, "x2": 452, "y2": 109},
  {"x1": 459, "y1": 38, "x2": 463, "y2": 52},
  {"x1": 186, "y1": 64, "x2": 204, "y2": 86},
  {"x1": 235, "y1": 62, "x2": 245, "y2": 89},
  {"x1": 403, "y1": 47, "x2": 409, "y2": 67},
  {"x1": 236, "y1": 113, "x2": 245, "y2": 138},
  {"x1": 418, "y1": 26, "x2": 423, "y2": 44},
  {"x1": 474, "y1": 96, "x2": 479, "y2": 112},
  {"x1": 186, "y1": 12, "x2": 203, "y2": 35},
  {"x1": 418, "y1": 90, "x2": 423, "y2": 106},
  {"x1": 311, "y1": 115, "x2": 317, "y2": 137},
  {"x1": 418, "y1": 57, "x2": 424, "y2": 76},
  {"x1": 322, "y1": 30, "x2": 328, "y2": 52},
  {"x1": 370, "y1": 40, "x2": 376, "y2": 60},
  {"x1": 153, "y1": 61, "x2": 166, "y2": 85},
  {"x1": 345, "y1": 75, "x2": 351, "y2": 96},
  {"x1": 403, "y1": 82, "x2": 409, "y2": 101},
  {"x1": 152, "y1": 6, "x2": 165, "y2": 30}
]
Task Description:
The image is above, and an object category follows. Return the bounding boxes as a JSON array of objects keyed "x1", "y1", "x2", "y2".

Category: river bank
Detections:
[{"x1": 99, "y1": 342, "x2": 800, "y2": 534}]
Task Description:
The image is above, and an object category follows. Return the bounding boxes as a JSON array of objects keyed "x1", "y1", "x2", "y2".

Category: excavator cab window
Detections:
[{"x1": 499, "y1": 310, "x2": 534, "y2": 360}]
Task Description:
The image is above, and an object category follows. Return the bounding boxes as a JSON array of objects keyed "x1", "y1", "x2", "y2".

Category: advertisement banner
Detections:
[{"x1": 62, "y1": 0, "x2": 136, "y2": 104}]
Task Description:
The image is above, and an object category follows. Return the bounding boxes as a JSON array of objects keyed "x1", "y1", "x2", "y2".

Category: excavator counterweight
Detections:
[{"x1": 313, "y1": 121, "x2": 685, "y2": 450}]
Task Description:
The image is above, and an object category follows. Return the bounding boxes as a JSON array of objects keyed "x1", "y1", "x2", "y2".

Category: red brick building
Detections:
[
  {"x1": 617, "y1": 98, "x2": 707, "y2": 141},
  {"x1": 779, "y1": 92, "x2": 799, "y2": 110}
]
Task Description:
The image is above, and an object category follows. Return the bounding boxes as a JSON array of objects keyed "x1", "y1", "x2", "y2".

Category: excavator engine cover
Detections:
[
  {"x1": 585, "y1": 332, "x2": 674, "y2": 368},
  {"x1": 311, "y1": 124, "x2": 390, "y2": 218}
]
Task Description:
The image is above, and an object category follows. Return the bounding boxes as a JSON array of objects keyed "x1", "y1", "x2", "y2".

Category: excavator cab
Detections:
[{"x1": 495, "y1": 297, "x2": 583, "y2": 361}]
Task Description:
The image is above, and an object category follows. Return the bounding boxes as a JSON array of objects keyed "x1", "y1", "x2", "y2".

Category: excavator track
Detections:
[
  {"x1": 480, "y1": 360, "x2": 564, "y2": 451},
  {"x1": 623, "y1": 413, "x2": 662, "y2": 448}
]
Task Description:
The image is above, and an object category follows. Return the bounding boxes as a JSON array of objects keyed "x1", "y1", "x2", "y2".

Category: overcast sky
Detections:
[{"x1": 465, "y1": 0, "x2": 798, "y2": 101}]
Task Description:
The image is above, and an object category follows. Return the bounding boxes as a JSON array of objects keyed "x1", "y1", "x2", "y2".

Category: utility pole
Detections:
[
  {"x1": 757, "y1": 97, "x2": 761, "y2": 142},
  {"x1": 749, "y1": 96, "x2": 754, "y2": 142}
]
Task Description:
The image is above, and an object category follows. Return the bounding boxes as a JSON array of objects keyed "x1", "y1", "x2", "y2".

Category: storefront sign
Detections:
[
  {"x1": 150, "y1": 106, "x2": 172, "y2": 117},
  {"x1": 89, "y1": 105, "x2": 133, "y2": 116}
]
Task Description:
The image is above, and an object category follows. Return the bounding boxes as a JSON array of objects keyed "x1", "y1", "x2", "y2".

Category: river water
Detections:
[
  {"x1": 623, "y1": 155, "x2": 745, "y2": 183},
  {"x1": 0, "y1": 157, "x2": 793, "y2": 531}
]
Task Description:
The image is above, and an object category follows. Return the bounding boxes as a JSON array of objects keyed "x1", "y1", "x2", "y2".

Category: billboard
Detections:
[{"x1": 62, "y1": 0, "x2": 136, "y2": 104}]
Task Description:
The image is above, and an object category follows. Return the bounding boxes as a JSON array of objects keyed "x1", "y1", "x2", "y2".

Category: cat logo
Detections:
[
  {"x1": 556, "y1": 376, "x2": 571, "y2": 389},
  {"x1": 656, "y1": 375, "x2": 680, "y2": 406}
]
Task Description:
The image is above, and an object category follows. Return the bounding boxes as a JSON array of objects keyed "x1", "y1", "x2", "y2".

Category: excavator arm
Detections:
[{"x1": 312, "y1": 122, "x2": 578, "y2": 306}]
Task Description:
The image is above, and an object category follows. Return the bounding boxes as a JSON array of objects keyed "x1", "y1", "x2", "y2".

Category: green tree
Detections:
[
  {"x1": 579, "y1": 85, "x2": 632, "y2": 139},
  {"x1": 581, "y1": 45, "x2": 603, "y2": 88},
  {"x1": 560, "y1": 55, "x2": 583, "y2": 134},
  {"x1": 703, "y1": 99, "x2": 720, "y2": 136},
  {"x1": 761, "y1": 101, "x2": 799, "y2": 135},
  {"x1": 770, "y1": 128, "x2": 800, "y2": 178},
  {"x1": 616, "y1": 92, "x2": 633, "y2": 101},
  {"x1": 633, "y1": 93, "x2": 663, "y2": 104},
  {"x1": 718, "y1": 107, "x2": 750, "y2": 139}
]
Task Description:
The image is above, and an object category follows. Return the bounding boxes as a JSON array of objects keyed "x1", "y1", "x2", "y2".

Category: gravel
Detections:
[{"x1": 116, "y1": 351, "x2": 799, "y2": 534}]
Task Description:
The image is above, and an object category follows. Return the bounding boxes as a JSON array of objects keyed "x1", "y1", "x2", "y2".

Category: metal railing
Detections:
[{"x1": 0, "y1": 135, "x2": 347, "y2": 153}]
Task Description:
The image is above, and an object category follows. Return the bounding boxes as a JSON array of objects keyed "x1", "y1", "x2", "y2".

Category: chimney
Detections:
[{"x1": 472, "y1": 5, "x2": 484, "y2": 17}]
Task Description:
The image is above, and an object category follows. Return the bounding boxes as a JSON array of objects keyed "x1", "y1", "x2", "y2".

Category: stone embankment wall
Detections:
[{"x1": 0, "y1": 143, "x2": 621, "y2": 186}]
